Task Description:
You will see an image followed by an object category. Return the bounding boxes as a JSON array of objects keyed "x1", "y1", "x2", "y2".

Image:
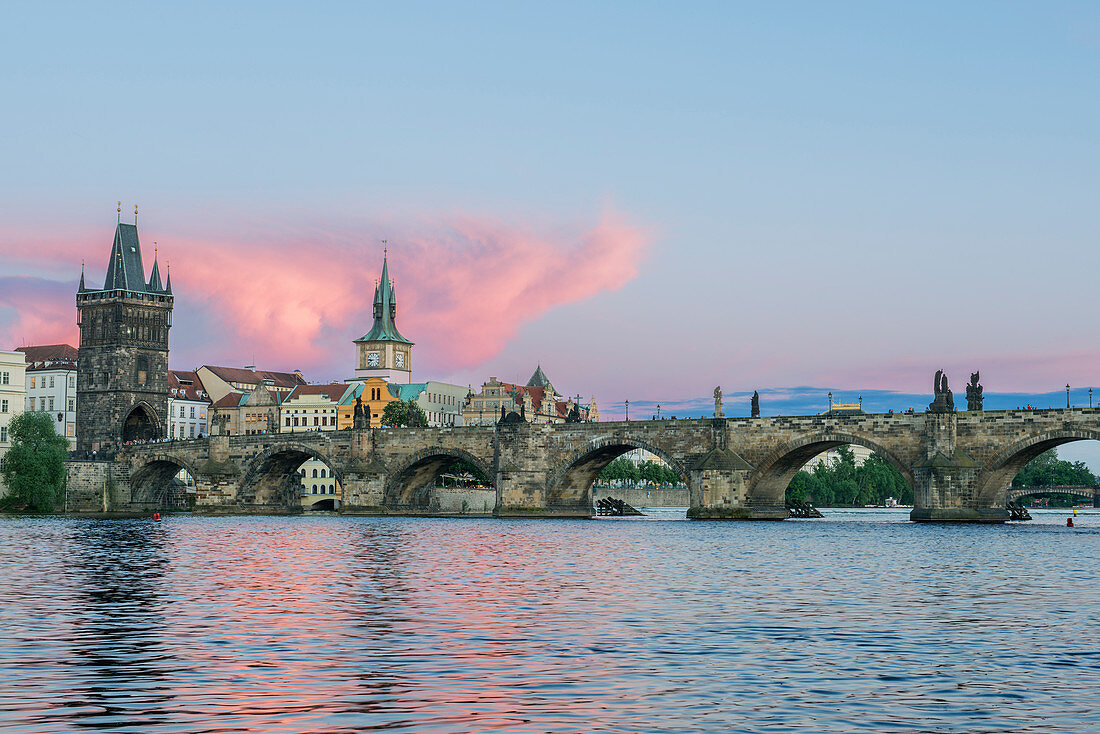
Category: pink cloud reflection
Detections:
[{"x1": 0, "y1": 211, "x2": 649, "y2": 379}]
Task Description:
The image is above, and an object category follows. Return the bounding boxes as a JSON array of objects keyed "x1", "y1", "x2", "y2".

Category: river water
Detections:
[{"x1": 0, "y1": 509, "x2": 1097, "y2": 733}]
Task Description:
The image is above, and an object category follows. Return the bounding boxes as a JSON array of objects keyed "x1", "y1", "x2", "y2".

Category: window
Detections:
[
  {"x1": 69, "y1": 376, "x2": 74, "y2": 388},
  {"x1": 312, "y1": 469, "x2": 318, "y2": 478},
  {"x1": 66, "y1": 424, "x2": 74, "y2": 437},
  {"x1": 312, "y1": 485, "x2": 317, "y2": 493},
  {"x1": 293, "y1": 417, "x2": 299, "y2": 427},
  {"x1": 29, "y1": 376, "x2": 34, "y2": 389},
  {"x1": 0, "y1": 427, "x2": 6, "y2": 442},
  {"x1": 190, "y1": 407, "x2": 195, "y2": 418},
  {"x1": 285, "y1": 417, "x2": 291, "y2": 427},
  {"x1": 320, "y1": 468, "x2": 326, "y2": 478},
  {"x1": 313, "y1": 417, "x2": 319, "y2": 426},
  {"x1": 68, "y1": 399, "x2": 74, "y2": 412},
  {"x1": 189, "y1": 425, "x2": 195, "y2": 438},
  {"x1": 49, "y1": 376, "x2": 55, "y2": 389},
  {"x1": 136, "y1": 356, "x2": 148, "y2": 386},
  {"x1": 1, "y1": 399, "x2": 6, "y2": 412},
  {"x1": 48, "y1": 397, "x2": 55, "y2": 412}
]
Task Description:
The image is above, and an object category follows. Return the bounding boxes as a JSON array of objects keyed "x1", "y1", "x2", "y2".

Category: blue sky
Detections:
[{"x1": 3, "y1": 2, "x2": 1100, "y2": 464}]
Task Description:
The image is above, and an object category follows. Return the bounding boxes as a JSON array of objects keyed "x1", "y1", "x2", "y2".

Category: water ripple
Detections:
[{"x1": 0, "y1": 509, "x2": 1097, "y2": 732}]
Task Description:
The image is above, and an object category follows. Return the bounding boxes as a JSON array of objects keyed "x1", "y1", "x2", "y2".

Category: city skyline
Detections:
[{"x1": 2, "y1": 3, "x2": 1099, "y2": 421}]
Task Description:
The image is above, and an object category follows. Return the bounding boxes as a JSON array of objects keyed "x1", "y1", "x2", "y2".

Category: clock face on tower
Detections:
[
  {"x1": 366, "y1": 352, "x2": 380, "y2": 367},
  {"x1": 395, "y1": 352, "x2": 405, "y2": 368}
]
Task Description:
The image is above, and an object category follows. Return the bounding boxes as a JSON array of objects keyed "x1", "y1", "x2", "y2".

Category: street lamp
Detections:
[
  {"x1": 657, "y1": 403, "x2": 661, "y2": 420},
  {"x1": 1090, "y1": 388, "x2": 1093, "y2": 408},
  {"x1": 625, "y1": 399, "x2": 630, "y2": 422},
  {"x1": 1066, "y1": 384, "x2": 1071, "y2": 409}
]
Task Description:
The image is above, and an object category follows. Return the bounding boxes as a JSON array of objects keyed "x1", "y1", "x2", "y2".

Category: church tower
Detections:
[
  {"x1": 76, "y1": 216, "x2": 173, "y2": 452},
  {"x1": 353, "y1": 252, "x2": 413, "y2": 383}
]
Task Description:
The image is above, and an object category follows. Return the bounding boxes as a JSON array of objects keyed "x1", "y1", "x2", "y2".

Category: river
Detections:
[{"x1": 0, "y1": 509, "x2": 1097, "y2": 732}]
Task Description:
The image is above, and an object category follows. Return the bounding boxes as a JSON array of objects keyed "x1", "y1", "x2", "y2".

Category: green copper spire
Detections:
[{"x1": 355, "y1": 251, "x2": 413, "y2": 344}]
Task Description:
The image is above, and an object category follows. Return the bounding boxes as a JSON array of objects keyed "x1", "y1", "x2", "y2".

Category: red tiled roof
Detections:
[
  {"x1": 168, "y1": 370, "x2": 210, "y2": 402},
  {"x1": 284, "y1": 383, "x2": 349, "y2": 402},
  {"x1": 205, "y1": 365, "x2": 307, "y2": 389},
  {"x1": 17, "y1": 344, "x2": 78, "y2": 369},
  {"x1": 211, "y1": 392, "x2": 245, "y2": 408}
]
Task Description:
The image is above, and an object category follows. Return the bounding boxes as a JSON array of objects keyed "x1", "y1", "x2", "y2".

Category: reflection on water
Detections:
[{"x1": 0, "y1": 511, "x2": 1098, "y2": 733}]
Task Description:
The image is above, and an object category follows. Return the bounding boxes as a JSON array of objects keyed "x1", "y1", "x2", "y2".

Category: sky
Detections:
[{"x1": 2, "y1": 3, "x2": 1100, "y2": 459}]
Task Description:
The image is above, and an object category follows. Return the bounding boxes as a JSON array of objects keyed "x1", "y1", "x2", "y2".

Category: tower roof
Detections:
[
  {"x1": 93, "y1": 222, "x2": 170, "y2": 295},
  {"x1": 526, "y1": 364, "x2": 554, "y2": 392},
  {"x1": 355, "y1": 251, "x2": 413, "y2": 345}
]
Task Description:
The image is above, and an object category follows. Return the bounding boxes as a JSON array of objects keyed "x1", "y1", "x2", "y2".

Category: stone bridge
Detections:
[
  {"x1": 1006, "y1": 485, "x2": 1100, "y2": 506},
  {"x1": 67, "y1": 407, "x2": 1100, "y2": 522}
]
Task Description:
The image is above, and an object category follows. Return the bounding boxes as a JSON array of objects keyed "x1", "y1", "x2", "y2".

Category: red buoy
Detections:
[
  {"x1": 1067, "y1": 517, "x2": 1074, "y2": 527},
  {"x1": 153, "y1": 512, "x2": 161, "y2": 522}
]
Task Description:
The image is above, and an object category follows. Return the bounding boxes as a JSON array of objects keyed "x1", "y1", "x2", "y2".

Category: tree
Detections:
[
  {"x1": 381, "y1": 400, "x2": 429, "y2": 427},
  {"x1": 1, "y1": 412, "x2": 70, "y2": 512},
  {"x1": 785, "y1": 447, "x2": 912, "y2": 506},
  {"x1": 1012, "y1": 449, "x2": 1097, "y2": 488}
]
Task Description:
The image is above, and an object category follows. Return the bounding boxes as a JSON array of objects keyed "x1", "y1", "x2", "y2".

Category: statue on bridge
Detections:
[
  {"x1": 212, "y1": 412, "x2": 230, "y2": 436},
  {"x1": 353, "y1": 394, "x2": 369, "y2": 429},
  {"x1": 928, "y1": 370, "x2": 955, "y2": 413},
  {"x1": 714, "y1": 386, "x2": 724, "y2": 418},
  {"x1": 751, "y1": 391, "x2": 760, "y2": 418},
  {"x1": 966, "y1": 372, "x2": 984, "y2": 411}
]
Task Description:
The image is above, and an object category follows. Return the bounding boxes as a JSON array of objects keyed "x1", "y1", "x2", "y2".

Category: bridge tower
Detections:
[
  {"x1": 353, "y1": 250, "x2": 414, "y2": 384},
  {"x1": 76, "y1": 217, "x2": 173, "y2": 453}
]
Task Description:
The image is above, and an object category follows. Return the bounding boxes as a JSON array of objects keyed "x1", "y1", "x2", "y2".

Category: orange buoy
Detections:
[
  {"x1": 1067, "y1": 517, "x2": 1074, "y2": 527},
  {"x1": 153, "y1": 512, "x2": 161, "y2": 521}
]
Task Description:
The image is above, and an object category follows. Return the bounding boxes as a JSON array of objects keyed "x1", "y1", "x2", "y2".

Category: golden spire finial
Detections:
[
  {"x1": 117, "y1": 201, "x2": 121, "y2": 222},
  {"x1": 134, "y1": 204, "x2": 139, "y2": 224}
]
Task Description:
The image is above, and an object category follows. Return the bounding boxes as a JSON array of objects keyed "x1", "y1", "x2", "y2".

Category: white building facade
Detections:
[
  {"x1": 167, "y1": 371, "x2": 211, "y2": 440},
  {"x1": 17, "y1": 345, "x2": 77, "y2": 448},
  {"x1": 0, "y1": 351, "x2": 28, "y2": 496}
]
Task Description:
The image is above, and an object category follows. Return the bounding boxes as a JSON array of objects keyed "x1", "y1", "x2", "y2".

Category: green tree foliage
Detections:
[
  {"x1": 1012, "y1": 449, "x2": 1096, "y2": 487},
  {"x1": 1011, "y1": 449, "x2": 1097, "y2": 507},
  {"x1": 381, "y1": 399, "x2": 429, "y2": 427},
  {"x1": 445, "y1": 458, "x2": 488, "y2": 481},
  {"x1": 597, "y1": 457, "x2": 683, "y2": 486},
  {"x1": 1, "y1": 412, "x2": 70, "y2": 512},
  {"x1": 785, "y1": 445, "x2": 912, "y2": 507}
]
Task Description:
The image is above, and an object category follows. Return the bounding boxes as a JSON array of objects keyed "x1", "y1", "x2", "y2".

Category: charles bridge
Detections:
[{"x1": 67, "y1": 406, "x2": 1100, "y2": 522}]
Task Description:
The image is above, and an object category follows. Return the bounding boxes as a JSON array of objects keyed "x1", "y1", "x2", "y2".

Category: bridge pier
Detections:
[{"x1": 910, "y1": 413, "x2": 1005, "y2": 523}]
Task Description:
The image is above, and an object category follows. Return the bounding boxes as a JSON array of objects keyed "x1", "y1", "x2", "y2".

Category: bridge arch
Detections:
[
  {"x1": 546, "y1": 436, "x2": 688, "y2": 514},
  {"x1": 384, "y1": 447, "x2": 494, "y2": 511},
  {"x1": 748, "y1": 432, "x2": 913, "y2": 507},
  {"x1": 975, "y1": 429, "x2": 1100, "y2": 508},
  {"x1": 128, "y1": 452, "x2": 203, "y2": 510},
  {"x1": 241, "y1": 441, "x2": 343, "y2": 510}
]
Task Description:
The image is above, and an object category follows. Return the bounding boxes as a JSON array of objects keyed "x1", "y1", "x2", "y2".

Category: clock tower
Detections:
[{"x1": 353, "y1": 251, "x2": 413, "y2": 383}]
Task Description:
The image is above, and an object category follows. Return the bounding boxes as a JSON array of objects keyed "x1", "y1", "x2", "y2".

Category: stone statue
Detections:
[
  {"x1": 751, "y1": 391, "x2": 760, "y2": 418},
  {"x1": 267, "y1": 412, "x2": 278, "y2": 434},
  {"x1": 928, "y1": 370, "x2": 955, "y2": 413},
  {"x1": 713, "y1": 386, "x2": 724, "y2": 418},
  {"x1": 966, "y1": 371, "x2": 983, "y2": 411},
  {"x1": 353, "y1": 394, "x2": 368, "y2": 429},
  {"x1": 212, "y1": 412, "x2": 230, "y2": 436}
]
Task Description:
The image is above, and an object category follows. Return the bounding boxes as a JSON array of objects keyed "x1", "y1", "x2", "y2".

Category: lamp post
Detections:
[
  {"x1": 828, "y1": 392, "x2": 833, "y2": 411},
  {"x1": 656, "y1": 403, "x2": 661, "y2": 420},
  {"x1": 625, "y1": 400, "x2": 629, "y2": 422},
  {"x1": 1090, "y1": 388, "x2": 1093, "y2": 408},
  {"x1": 1066, "y1": 383, "x2": 1071, "y2": 409}
]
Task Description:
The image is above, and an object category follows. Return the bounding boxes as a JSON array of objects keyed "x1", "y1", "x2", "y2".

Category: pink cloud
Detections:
[{"x1": 0, "y1": 211, "x2": 649, "y2": 380}]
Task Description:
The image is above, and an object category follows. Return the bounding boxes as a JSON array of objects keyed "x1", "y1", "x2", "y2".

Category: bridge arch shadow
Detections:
[
  {"x1": 547, "y1": 437, "x2": 688, "y2": 515},
  {"x1": 976, "y1": 429, "x2": 1100, "y2": 508},
  {"x1": 748, "y1": 432, "x2": 913, "y2": 507},
  {"x1": 123, "y1": 401, "x2": 162, "y2": 443},
  {"x1": 130, "y1": 453, "x2": 202, "y2": 510},
  {"x1": 241, "y1": 442, "x2": 343, "y2": 511},
  {"x1": 384, "y1": 447, "x2": 494, "y2": 513}
]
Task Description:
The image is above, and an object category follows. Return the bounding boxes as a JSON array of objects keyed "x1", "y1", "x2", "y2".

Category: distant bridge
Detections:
[
  {"x1": 1006, "y1": 485, "x2": 1100, "y2": 506},
  {"x1": 65, "y1": 406, "x2": 1100, "y2": 523}
]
